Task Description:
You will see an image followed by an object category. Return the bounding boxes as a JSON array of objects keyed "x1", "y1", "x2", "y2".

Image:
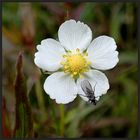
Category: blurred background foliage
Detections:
[{"x1": 2, "y1": 2, "x2": 138, "y2": 138}]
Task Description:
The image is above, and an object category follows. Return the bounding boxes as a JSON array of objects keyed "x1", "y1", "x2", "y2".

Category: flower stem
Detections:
[
  {"x1": 60, "y1": 104, "x2": 65, "y2": 137},
  {"x1": 35, "y1": 80, "x2": 47, "y2": 121}
]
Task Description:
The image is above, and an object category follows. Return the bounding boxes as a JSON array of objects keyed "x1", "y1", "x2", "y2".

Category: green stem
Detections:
[
  {"x1": 60, "y1": 104, "x2": 65, "y2": 137},
  {"x1": 35, "y1": 80, "x2": 47, "y2": 121}
]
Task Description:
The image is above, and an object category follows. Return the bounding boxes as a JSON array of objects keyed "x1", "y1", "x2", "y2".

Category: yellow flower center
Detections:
[{"x1": 61, "y1": 48, "x2": 91, "y2": 79}]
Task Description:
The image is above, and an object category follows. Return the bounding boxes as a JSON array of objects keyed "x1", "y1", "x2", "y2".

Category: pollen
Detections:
[{"x1": 61, "y1": 48, "x2": 91, "y2": 79}]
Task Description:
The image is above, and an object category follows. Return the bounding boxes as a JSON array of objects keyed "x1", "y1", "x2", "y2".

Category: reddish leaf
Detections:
[
  {"x1": 13, "y1": 52, "x2": 34, "y2": 138},
  {"x1": 2, "y1": 97, "x2": 11, "y2": 138}
]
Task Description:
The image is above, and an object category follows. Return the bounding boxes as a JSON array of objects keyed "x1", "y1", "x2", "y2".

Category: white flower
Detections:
[{"x1": 34, "y1": 19, "x2": 119, "y2": 104}]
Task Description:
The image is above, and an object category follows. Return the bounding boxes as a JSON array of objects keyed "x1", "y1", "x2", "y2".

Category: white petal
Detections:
[
  {"x1": 77, "y1": 70, "x2": 109, "y2": 102},
  {"x1": 44, "y1": 72, "x2": 78, "y2": 104},
  {"x1": 87, "y1": 36, "x2": 119, "y2": 70},
  {"x1": 34, "y1": 39, "x2": 66, "y2": 71},
  {"x1": 58, "y1": 19, "x2": 92, "y2": 51}
]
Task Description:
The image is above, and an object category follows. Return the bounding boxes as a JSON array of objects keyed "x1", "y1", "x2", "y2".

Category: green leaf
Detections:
[{"x1": 110, "y1": 4, "x2": 123, "y2": 42}]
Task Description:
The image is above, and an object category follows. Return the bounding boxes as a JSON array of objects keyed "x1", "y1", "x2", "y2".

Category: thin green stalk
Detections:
[
  {"x1": 60, "y1": 104, "x2": 65, "y2": 137},
  {"x1": 35, "y1": 80, "x2": 47, "y2": 121}
]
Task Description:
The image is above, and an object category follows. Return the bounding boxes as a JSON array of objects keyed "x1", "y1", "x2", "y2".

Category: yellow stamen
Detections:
[
  {"x1": 60, "y1": 48, "x2": 91, "y2": 79},
  {"x1": 73, "y1": 72, "x2": 77, "y2": 75}
]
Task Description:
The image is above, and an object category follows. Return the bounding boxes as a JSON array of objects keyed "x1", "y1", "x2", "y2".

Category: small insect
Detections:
[{"x1": 80, "y1": 80, "x2": 98, "y2": 105}]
